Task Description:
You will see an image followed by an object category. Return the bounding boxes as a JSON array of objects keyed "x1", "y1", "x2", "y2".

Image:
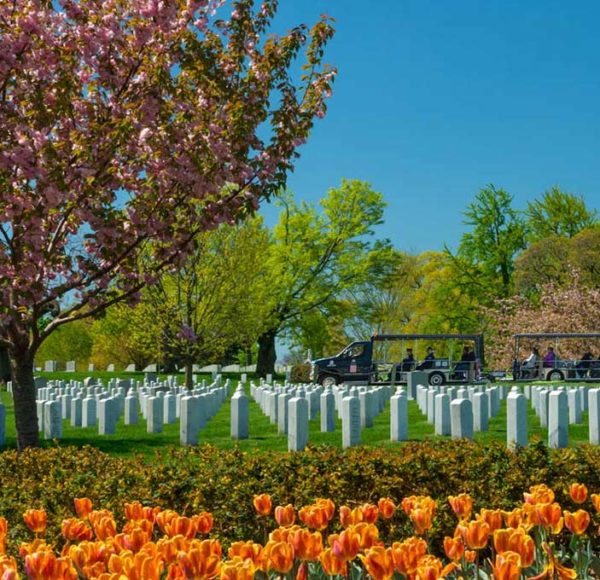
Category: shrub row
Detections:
[{"x1": 0, "y1": 441, "x2": 599, "y2": 551}]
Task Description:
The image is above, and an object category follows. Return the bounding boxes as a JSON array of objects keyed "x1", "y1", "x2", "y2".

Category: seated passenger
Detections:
[
  {"x1": 454, "y1": 346, "x2": 475, "y2": 380},
  {"x1": 401, "y1": 348, "x2": 415, "y2": 372},
  {"x1": 576, "y1": 349, "x2": 593, "y2": 378},
  {"x1": 542, "y1": 346, "x2": 557, "y2": 368},
  {"x1": 417, "y1": 346, "x2": 435, "y2": 370},
  {"x1": 521, "y1": 347, "x2": 540, "y2": 378}
]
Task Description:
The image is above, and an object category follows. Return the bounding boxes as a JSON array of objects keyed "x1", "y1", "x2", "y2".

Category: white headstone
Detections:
[
  {"x1": 342, "y1": 392, "x2": 361, "y2": 448},
  {"x1": 390, "y1": 387, "x2": 408, "y2": 441},
  {"x1": 163, "y1": 392, "x2": 177, "y2": 424},
  {"x1": 98, "y1": 398, "x2": 117, "y2": 435},
  {"x1": 450, "y1": 398, "x2": 473, "y2": 440},
  {"x1": 88, "y1": 363, "x2": 95, "y2": 372},
  {"x1": 44, "y1": 401, "x2": 62, "y2": 439},
  {"x1": 106, "y1": 364, "x2": 115, "y2": 372},
  {"x1": 288, "y1": 393, "x2": 309, "y2": 451},
  {"x1": 277, "y1": 392, "x2": 291, "y2": 435},
  {"x1": 472, "y1": 392, "x2": 489, "y2": 432},
  {"x1": 70, "y1": 397, "x2": 82, "y2": 427},
  {"x1": 230, "y1": 386, "x2": 249, "y2": 439},
  {"x1": 320, "y1": 386, "x2": 336, "y2": 432},
  {"x1": 124, "y1": 394, "x2": 139, "y2": 425},
  {"x1": 180, "y1": 396, "x2": 201, "y2": 446},
  {"x1": 82, "y1": 396, "x2": 97, "y2": 427},
  {"x1": 567, "y1": 389, "x2": 582, "y2": 425},
  {"x1": 434, "y1": 393, "x2": 451, "y2": 436},
  {"x1": 588, "y1": 389, "x2": 599, "y2": 445},
  {"x1": 66, "y1": 361, "x2": 76, "y2": 372},
  {"x1": 146, "y1": 396, "x2": 163, "y2": 433},
  {"x1": 548, "y1": 390, "x2": 568, "y2": 449},
  {"x1": 507, "y1": 387, "x2": 527, "y2": 449}
]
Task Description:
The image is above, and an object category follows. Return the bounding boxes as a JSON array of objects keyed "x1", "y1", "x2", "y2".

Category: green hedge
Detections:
[{"x1": 0, "y1": 441, "x2": 599, "y2": 553}]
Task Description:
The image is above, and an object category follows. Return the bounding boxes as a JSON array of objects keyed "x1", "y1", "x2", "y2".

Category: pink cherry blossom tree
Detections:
[{"x1": 0, "y1": 0, "x2": 335, "y2": 448}]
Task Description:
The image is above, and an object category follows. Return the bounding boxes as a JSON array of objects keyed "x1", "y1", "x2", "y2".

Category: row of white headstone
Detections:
[
  {"x1": 5, "y1": 375, "x2": 231, "y2": 446},
  {"x1": 247, "y1": 380, "x2": 600, "y2": 451},
  {"x1": 3, "y1": 376, "x2": 599, "y2": 450}
]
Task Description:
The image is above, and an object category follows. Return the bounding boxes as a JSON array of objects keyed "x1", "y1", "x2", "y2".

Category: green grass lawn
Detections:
[{"x1": 1, "y1": 379, "x2": 594, "y2": 459}]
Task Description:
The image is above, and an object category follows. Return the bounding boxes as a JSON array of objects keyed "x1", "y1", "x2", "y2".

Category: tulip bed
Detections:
[{"x1": 0, "y1": 483, "x2": 599, "y2": 578}]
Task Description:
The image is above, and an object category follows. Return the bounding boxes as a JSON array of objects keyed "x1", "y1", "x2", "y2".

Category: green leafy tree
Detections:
[
  {"x1": 514, "y1": 226, "x2": 600, "y2": 295},
  {"x1": 34, "y1": 320, "x2": 93, "y2": 370},
  {"x1": 255, "y1": 180, "x2": 391, "y2": 376},
  {"x1": 454, "y1": 185, "x2": 526, "y2": 297},
  {"x1": 525, "y1": 186, "x2": 598, "y2": 242},
  {"x1": 92, "y1": 219, "x2": 270, "y2": 385},
  {"x1": 89, "y1": 303, "x2": 158, "y2": 371}
]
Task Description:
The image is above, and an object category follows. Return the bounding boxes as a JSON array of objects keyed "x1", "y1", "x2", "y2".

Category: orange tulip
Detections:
[
  {"x1": 339, "y1": 505, "x2": 364, "y2": 528},
  {"x1": 409, "y1": 507, "x2": 434, "y2": 535},
  {"x1": 316, "y1": 498, "x2": 335, "y2": 520},
  {"x1": 378, "y1": 497, "x2": 395, "y2": 519},
  {"x1": 269, "y1": 525, "x2": 298, "y2": 544},
  {"x1": 493, "y1": 528, "x2": 512, "y2": 554},
  {"x1": 227, "y1": 541, "x2": 264, "y2": 568},
  {"x1": 164, "y1": 516, "x2": 197, "y2": 539},
  {"x1": 220, "y1": 556, "x2": 255, "y2": 580},
  {"x1": 0, "y1": 555, "x2": 18, "y2": 579},
  {"x1": 391, "y1": 537, "x2": 428, "y2": 575},
  {"x1": 92, "y1": 515, "x2": 117, "y2": 540},
  {"x1": 527, "y1": 502, "x2": 563, "y2": 533},
  {"x1": 263, "y1": 540, "x2": 294, "y2": 574},
  {"x1": 564, "y1": 509, "x2": 590, "y2": 535},
  {"x1": 591, "y1": 493, "x2": 600, "y2": 513},
  {"x1": 448, "y1": 493, "x2": 473, "y2": 521},
  {"x1": 477, "y1": 508, "x2": 503, "y2": 533},
  {"x1": 298, "y1": 504, "x2": 331, "y2": 531},
  {"x1": 362, "y1": 503, "x2": 379, "y2": 524},
  {"x1": 443, "y1": 536, "x2": 464, "y2": 561},
  {"x1": 360, "y1": 546, "x2": 394, "y2": 580},
  {"x1": 289, "y1": 528, "x2": 323, "y2": 561},
  {"x1": 296, "y1": 561, "x2": 308, "y2": 580},
  {"x1": 61, "y1": 518, "x2": 93, "y2": 542},
  {"x1": 274, "y1": 504, "x2": 295, "y2": 527},
  {"x1": 0, "y1": 517, "x2": 7, "y2": 555},
  {"x1": 24, "y1": 552, "x2": 78, "y2": 580},
  {"x1": 569, "y1": 483, "x2": 588, "y2": 504},
  {"x1": 414, "y1": 555, "x2": 456, "y2": 580},
  {"x1": 177, "y1": 547, "x2": 221, "y2": 579},
  {"x1": 119, "y1": 526, "x2": 153, "y2": 553},
  {"x1": 23, "y1": 509, "x2": 47, "y2": 534},
  {"x1": 353, "y1": 523, "x2": 381, "y2": 551},
  {"x1": 492, "y1": 551, "x2": 521, "y2": 580},
  {"x1": 194, "y1": 511, "x2": 213, "y2": 535},
  {"x1": 74, "y1": 498, "x2": 93, "y2": 520},
  {"x1": 462, "y1": 520, "x2": 490, "y2": 550},
  {"x1": 19, "y1": 539, "x2": 53, "y2": 558},
  {"x1": 401, "y1": 495, "x2": 436, "y2": 516},
  {"x1": 524, "y1": 484, "x2": 555, "y2": 505},
  {"x1": 320, "y1": 547, "x2": 347, "y2": 577},
  {"x1": 508, "y1": 529, "x2": 535, "y2": 568},
  {"x1": 156, "y1": 510, "x2": 179, "y2": 534},
  {"x1": 252, "y1": 494, "x2": 272, "y2": 517},
  {"x1": 329, "y1": 528, "x2": 360, "y2": 561},
  {"x1": 502, "y1": 508, "x2": 526, "y2": 529},
  {"x1": 122, "y1": 518, "x2": 153, "y2": 536}
]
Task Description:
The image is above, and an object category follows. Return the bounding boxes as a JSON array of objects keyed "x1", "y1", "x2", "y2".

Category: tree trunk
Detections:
[
  {"x1": 9, "y1": 349, "x2": 40, "y2": 449},
  {"x1": 185, "y1": 357, "x2": 193, "y2": 390},
  {"x1": 256, "y1": 328, "x2": 277, "y2": 378}
]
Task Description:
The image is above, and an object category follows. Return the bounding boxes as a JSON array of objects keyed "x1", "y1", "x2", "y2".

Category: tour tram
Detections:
[
  {"x1": 512, "y1": 332, "x2": 600, "y2": 382},
  {"x1": 311, "y1": 333, "x2": 490, "y2": 387}
]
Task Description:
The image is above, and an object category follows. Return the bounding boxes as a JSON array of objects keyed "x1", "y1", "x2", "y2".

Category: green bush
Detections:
[{"x1": 0, "y1": 441, "x2": 599, "y2": 554}]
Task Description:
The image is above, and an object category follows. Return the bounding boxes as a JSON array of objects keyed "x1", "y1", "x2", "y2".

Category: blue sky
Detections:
[{"x1": 260, "y1": 0, "x2": 600, "y2": 253}]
